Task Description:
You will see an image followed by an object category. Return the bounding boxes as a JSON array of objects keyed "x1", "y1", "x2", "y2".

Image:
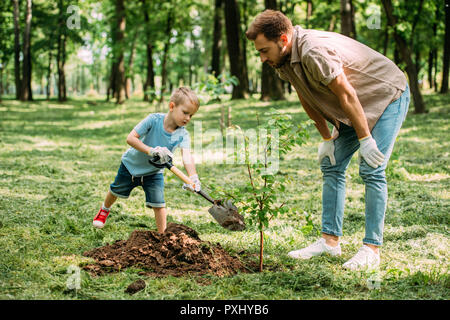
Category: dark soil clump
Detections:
[
  {"x1": 125, "y1": 279, "x2": 146, "y2": 295},
  {"x1": 82, "y1": 223, "x2": 247, "y2": 278}
]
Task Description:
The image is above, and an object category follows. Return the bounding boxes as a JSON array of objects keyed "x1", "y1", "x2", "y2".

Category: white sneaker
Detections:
[
  {"x1": 287, "y1": 238, "x2": 341, "y2": 259},
  {"x1": 343, "y1": 245, "x2": 380, "y2": 271}
]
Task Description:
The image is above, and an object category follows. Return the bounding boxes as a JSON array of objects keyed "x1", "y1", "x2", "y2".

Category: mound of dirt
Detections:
[{"x1": 82, "y1": 223, "x2": 247, "y2": 278}]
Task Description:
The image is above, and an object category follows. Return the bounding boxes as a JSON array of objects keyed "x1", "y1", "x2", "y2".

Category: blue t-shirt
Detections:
[{"x1": 121, "y1": 113, "x2": 191, "y2": 176}]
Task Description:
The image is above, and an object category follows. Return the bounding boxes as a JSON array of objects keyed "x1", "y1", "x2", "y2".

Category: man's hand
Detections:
[
  {"x1": 182, "y1": 174, "x2": 201, "y2": 192},
  {"x1": 318, "y1": 138, "x2": 336, "y2": 165},
  {"x1": 147, "y1": 146, "x2": 174, "y2": 164},
  {"x1": 359, "y1": 135, "x2": 385, "y2": 168}
]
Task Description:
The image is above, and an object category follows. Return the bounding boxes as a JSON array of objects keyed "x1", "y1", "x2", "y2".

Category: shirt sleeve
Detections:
[
  {"x1": 303, "y1": 47, "x2": 343, "y2": 86},
  {"x1": 134, "y1": 114, "x2": 156, "y2": 137}
]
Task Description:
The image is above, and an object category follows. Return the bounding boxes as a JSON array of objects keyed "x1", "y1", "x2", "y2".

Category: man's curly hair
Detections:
[{"x1": 246, "y1": 10, "x2": 293, "y2": 41}]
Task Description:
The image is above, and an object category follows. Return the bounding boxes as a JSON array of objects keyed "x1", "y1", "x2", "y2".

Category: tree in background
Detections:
[
  {"x1": 12, "y1": 0, "x2": 21, "y2": 100},
  {"x1": 381, "y1": 0, "x2": 426, "y2": 114},
  {"x1": 211, "y1": 0, "x2": 223, "y2": 77},
  {"x1": 56, "y1": 0, "x2": 67, "y2": 102},
  {"x1": 340, "y1": 0, "x2": 356, "y2": 39},
  {"x1": 142, "y1": 0, "x2": 155, "y2": 102},
  {"x1": 260, "y1": 0, "x2": 285, "y2": 101},
  {"x1": 113, "y1": 0, "x2": 126, "y2": 104},
  {"x1": 441, "y1": 0, "x2": 449, "y2": 94},
  {"x1": 13, "y1": 0, "x2": 33, "y2": 101},
  {"x1": 224, "y1": 0, "x2": 249, "y2": 99},
  {"x1": 0, "y1": 0, "x2": 447, "y2": 107}
]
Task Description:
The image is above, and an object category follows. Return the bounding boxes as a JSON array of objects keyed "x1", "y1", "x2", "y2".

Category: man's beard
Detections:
[{"x1": 272, "y1": 52, "x2": 290, "y2": 69}]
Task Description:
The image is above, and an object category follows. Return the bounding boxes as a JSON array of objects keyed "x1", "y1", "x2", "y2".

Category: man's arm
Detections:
[
  {"x1": 327, "y1": 72, "x2": 370, "y2": 140},
  {"x1": 296, "y1": 91, "x2": 333, "y2": 140}
]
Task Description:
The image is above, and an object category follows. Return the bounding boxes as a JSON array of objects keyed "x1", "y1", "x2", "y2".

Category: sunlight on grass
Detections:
[
  {"x1": 71, "y1": 120, "x2": 119, "y2": 130},
  {"x1": 47, "y1": 104, "x2": 75, "y2": 110}
]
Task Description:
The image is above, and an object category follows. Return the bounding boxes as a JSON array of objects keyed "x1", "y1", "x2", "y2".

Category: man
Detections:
[{"x1": 246, "y1": 10, "x2": 410, "y2": 270}]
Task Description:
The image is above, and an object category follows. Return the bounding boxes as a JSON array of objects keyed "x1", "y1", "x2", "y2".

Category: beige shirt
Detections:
[{"x1": 276, "y1": 26, "x2": 407, "y2": 130}]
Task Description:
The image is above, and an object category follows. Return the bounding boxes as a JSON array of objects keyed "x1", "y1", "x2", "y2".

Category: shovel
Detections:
[{"x1": 148, "y1": 156, "x2": 245, "y2": 231}]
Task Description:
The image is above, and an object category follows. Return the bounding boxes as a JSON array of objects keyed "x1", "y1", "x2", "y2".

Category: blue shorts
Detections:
[{"x1": 109, "y1": 162, "x2": 165, "y2": 208}]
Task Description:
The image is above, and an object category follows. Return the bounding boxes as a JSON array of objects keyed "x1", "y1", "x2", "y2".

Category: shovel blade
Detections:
[{"x1": 208, "y1": 200, "x2": 245, "y2": 231}]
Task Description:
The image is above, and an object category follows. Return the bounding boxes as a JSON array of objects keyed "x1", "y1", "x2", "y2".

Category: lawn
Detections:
[{"x1": 0, "y1": 92, "x2": 448, "y2": 300}]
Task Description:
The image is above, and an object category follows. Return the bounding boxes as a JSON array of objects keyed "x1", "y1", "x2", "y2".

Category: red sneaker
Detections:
[{"x1": 93, "y1": 208, "x2": 110, "y2": 228}]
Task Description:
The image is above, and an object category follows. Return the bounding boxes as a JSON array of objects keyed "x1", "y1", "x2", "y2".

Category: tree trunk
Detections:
[
  {"x1": 142, "y1": 0, "x2": 155, "y2": 102},
  {"x1": 13, "y1": 0, "x2": 21, "y2": 100},
  {"x1": 306, "y1": 0, "x2": 313, "y2": 28},
  {"x1": 259, "y1": 229, "x2": 264, "y2": 272},
  {"x1": 0, "y1": 64, "x2": 3, "y2": 103},
  {"x1": 381, "y1": 0, "x2": 426, "y2": 114},
  {"x1": 428, "y1": 6, "x2": 438, "y2": 90},
  {"x1": 56, "y1": 0, "x2": 67, "y2": 102},
  {"x1": 260, "y1": 0, "x2": 285, "y2": 101},
  {"x1": 441, "y1": 0, "x2": 449, "y2": 94},
  {"x1": 20, "y1": 0, "x2": 33, "y2": 101},
  {"x1": 126, "y1": 29, "x2": 138, "y2": 99},
  {"x1": 114, "y1": 0, "x2": 126, "y2": 104},
  {"x1": 340, "y1": 0, "x2": 356, "y2": 39},
  {"x1": 107, "y1": 61, "x2": 117, "y2": 102},
  {"x1": 46, "y1": 48, "x2": 52, "y2": 100},
  {"x1": 224, "y1": 0, "x2": 249, "y2": 99},
  {"x1": 383, "y1": 24, "x2": 389, "y2": 56},
  {"x1": 159, "y1": 4, "x2": 174, "y2": 104},
  {"x1": 211, "y1": 0, "x2": 223, "y2": 77},
  {"x1": 329, "y1": 14, "x2": 337, "y2": 32}
]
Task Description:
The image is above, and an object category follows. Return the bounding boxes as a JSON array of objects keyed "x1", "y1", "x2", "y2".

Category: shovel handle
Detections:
[
  {"x1": 167, "y1": 165, "x2": 215, "y2": 204},
  {"x1": 196, "y1": 190, "x2": 215, "y2": 204},
  {"x1": 169, "y1": 166, "x2": 193, "y2": 185}
]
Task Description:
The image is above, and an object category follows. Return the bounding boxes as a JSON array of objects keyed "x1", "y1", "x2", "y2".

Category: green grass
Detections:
[{"x1": 0, "y1": 92, "x2": 449, "y2": 300}]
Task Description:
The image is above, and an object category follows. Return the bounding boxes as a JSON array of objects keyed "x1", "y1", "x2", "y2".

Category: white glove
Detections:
[
  {"x1": 359, "y1": 135, "x2": 385, "y2": 168},
  {"x1": 148, "y1": 146, "x2": 174, "y2": 164},
  {"x1": 182, "y1": 174, "x2": 201, "y2": 192},
  {"x1": 318, "y1": 138, "x2": 336, "y2": 165}
]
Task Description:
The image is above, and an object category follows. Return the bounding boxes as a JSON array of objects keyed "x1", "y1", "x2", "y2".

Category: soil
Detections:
[
  {"x1": 125, "y1": 279, "x2": 146, "y2": 295},
  {"x1": 82, "y1": 223, "x2": 248, "y2": 280}
]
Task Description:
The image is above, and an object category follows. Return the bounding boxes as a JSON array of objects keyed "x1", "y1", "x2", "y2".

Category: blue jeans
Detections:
[
  {"x1": 109, "y1": 162, "x2": 165, "y2": 208},
  {"x1": 320, "y1": 86, "x2": 410, "y2": 246}
]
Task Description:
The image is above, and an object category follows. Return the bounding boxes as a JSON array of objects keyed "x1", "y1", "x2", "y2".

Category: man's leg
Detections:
[
  {"x1": 359, "y1": 87, "x2": 410, "y2": 249},
  {"x1": 287, "y1": 125, "x2": 360, "y2": 260},
  {"x1": 320, "y1": 124, "x2": 360, "y2": 244}
]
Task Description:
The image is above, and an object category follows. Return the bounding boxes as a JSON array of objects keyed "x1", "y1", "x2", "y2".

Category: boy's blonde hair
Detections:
[{"x1": 170, "y1": 87, "x2": 200, "y2": 110}]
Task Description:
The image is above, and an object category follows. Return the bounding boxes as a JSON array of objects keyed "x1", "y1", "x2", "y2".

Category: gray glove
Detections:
[
  {"x1": 182, "y1": 174, "x2": 201, "y2": 192},
  {"x1": 359, "y1": 135, "x2": 385, "y2": 168},
  {"x1": 318, "y1": 138, "x2": 336, "y2": 165},
  {"x1": 148, "y1": 146, "x2": 174, "y2": 164}
]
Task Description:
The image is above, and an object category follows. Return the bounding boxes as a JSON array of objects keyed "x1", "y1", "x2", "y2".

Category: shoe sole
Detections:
[
  {"x1": 288, "y1": 250, "x2": 341, "y2": 260},
  {"x1": 93, "y1": 221, "x2": 105, "y2": 228}
]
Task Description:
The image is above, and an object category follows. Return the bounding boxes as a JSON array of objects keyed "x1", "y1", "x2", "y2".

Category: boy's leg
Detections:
[
  {"x1": 94, "y1": 162, "x2": 136, "y2": 228},
  {"x1": 104, "y1": 190, "x2": 117, "y2": 208},
  {"x1": 153, "y1": 207, "x2": 167, "y2": 233},
  {"x1": 143, "y1": 173, "x2": 166, "y2": 233}
]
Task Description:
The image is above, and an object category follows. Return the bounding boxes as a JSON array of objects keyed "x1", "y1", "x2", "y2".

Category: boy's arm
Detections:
[
  {"x1": 126, "y1": 129, "x2": 152, "y2": 154},
  {"x1": 181, "y1": 148, "x2": 197, "y2": 176}
]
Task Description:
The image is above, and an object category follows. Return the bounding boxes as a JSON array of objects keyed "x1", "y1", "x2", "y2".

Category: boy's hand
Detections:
[
  {"x1": 182, "y1": 174, "x2": 201, "y2": 192},
  {"x1": 148, "y1": 146, "x2": 174, "y2": 164}
]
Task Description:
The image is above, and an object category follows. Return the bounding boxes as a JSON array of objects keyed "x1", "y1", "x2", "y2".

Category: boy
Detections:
[{"x1": 93, "y1": 87, "x2": 201, "y2": 233}]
